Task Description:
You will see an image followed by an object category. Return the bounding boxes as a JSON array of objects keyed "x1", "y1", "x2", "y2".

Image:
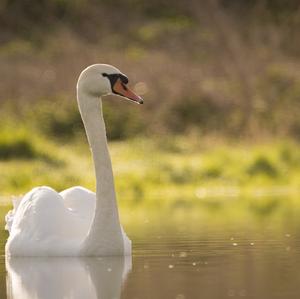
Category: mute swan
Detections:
[{"x1": 5, "y1": 64, "x2": 143, "y2": 256}]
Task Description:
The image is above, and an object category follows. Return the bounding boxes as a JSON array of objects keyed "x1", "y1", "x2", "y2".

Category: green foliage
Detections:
[
  {"x1": 2, "y1": 127, "x2": 299, "y2": 202},
  {"x1": 103, "y1": 103, "x2": 145, "y2": 140},
  {"x1": 30, "y1": 99, "x2": 84, "y2": 140},
  {"x1": 168, "y1": 96, "x2": 226, "y2": 133},
  {"x1": 0, "y1": 1, "x2": 300, "y2": 204},
  {"x1": 0, "y1": 121, "x2": 63, "y2": 164},
  {"x1": 0, "y1": 137, "x2": 36, "y2": 160},
  {"x1": 201, "y1": 165, "x2": 223, "y2": 179},
  {"x1": 247, "y1": 156, "x2": 278, "y2": 178},
  {"x1": 0, "y1": 128, "x2": 40, "y2": 160},
  {"x1": 21, "y1": 99, "x2": 145, "y2": 141},
  {"x1": 1, "y1": 0, "x2": 300, "y2": 138},
  {"x1": 136, "y1": 16, "x2": 194, "y2": 45}
]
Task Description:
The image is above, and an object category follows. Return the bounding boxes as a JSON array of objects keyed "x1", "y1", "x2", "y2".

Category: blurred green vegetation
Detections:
[
  {"x1": 0, "y1": 113, "x2": 299, "y2": 199},
  {"x1": 0, "y1": 0, "x2": 300, "y2": 139},
  {"x1": 0, "y1": 0, "x2": 300, "y2": 199}
]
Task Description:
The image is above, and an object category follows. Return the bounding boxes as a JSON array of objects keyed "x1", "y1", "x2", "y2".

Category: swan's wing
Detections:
[
  {"x1": 5, "y1": 196, "x2": 22, "y2": 233},
  {"x1": 8, "y1": 187, "x2": 73, "y2": 237},
  {"x1": 60, "y1": 186, "x2": 95, "y2": 219},
  {"x1": 59, "y1": 186, "x2": 96, "y2": 240},
  {"x1": 6, "y1": 186, "x2": 82, "y2": 256}
]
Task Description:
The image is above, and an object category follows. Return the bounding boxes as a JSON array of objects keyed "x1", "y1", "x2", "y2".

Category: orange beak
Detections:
[{"x1": 112, "y1": 78, "x2": 143, "y2": 104}]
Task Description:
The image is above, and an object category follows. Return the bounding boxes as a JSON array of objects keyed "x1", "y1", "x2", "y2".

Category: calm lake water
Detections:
[{"x1": 1, "y1": 201, "x2": 300, "y2": 299}]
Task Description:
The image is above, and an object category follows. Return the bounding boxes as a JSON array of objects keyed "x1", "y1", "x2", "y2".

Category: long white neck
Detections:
[{"x1": 77, "y1": 90, "x2": 124, "y2": 256}]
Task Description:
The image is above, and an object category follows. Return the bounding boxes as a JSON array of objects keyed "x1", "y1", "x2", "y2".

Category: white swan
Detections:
[{"x1": 5, "y1": 64, "x2": 143, "y2": 256}]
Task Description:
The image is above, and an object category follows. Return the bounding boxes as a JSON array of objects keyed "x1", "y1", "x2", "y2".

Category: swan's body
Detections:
[
  {"x1": 5, "y1": 186, "x2": 131, "y2": 256},
  {"x1": 5, "y1": 64, "x2": 143, "y2": 256}
]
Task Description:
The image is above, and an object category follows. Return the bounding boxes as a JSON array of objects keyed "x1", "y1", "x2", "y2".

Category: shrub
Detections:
[
  {"x1": 247, "y1": 156, "x2": 278, "y2": 177},
  {"x1": 31, "y1": 99, "x2": 84, "y2": 140},
  {"x1": 0, "y1": 135, "x2": 37, "y2": 160}
]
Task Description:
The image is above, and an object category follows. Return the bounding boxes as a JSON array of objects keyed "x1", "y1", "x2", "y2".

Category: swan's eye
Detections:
[{"x1": 119, "y1": 74, "x2": 129, "y2": 84}]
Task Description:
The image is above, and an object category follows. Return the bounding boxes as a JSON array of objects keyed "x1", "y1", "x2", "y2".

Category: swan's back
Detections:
[
  {"x1": 6, "y1": 187, "x2": 83, "y2": 256},
  {"x1": 5, "y1": 186, "x2": 131, "y2": 256}
]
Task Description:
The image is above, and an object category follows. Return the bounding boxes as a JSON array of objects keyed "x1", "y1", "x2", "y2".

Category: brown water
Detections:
[{"x1": 1, "y1": 203, "x2": 300, "y2": 299}]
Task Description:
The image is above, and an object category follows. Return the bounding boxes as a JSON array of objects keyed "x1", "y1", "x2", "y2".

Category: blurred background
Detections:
[
  {"x1": 1, "y1": 2, "x2": 300, "y2": 297},
  {"x1": 0, "y1": 0, "x2": 299, "y2": 214}
]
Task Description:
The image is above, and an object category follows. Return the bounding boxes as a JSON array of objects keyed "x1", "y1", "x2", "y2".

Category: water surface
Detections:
[{"x1": 1, "y1": 201, "x2": 300, "y2": 299}]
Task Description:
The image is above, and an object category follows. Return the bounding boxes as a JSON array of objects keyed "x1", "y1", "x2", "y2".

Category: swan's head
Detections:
[{"x1": 77, "y1": 64, "x2": 143, "y2": 104}]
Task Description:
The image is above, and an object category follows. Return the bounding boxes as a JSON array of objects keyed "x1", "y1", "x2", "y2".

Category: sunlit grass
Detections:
[{"x1": 0, "y1": 127, "x2": 299, "y2": 201}]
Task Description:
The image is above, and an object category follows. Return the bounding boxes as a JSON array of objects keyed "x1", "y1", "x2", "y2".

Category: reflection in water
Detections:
[
  {"x1": 2, "y1": 201, "x2": 300, "y2": 299},
  {"x1": 6, "y1": 255, "x2": 131, "y2": 299}
]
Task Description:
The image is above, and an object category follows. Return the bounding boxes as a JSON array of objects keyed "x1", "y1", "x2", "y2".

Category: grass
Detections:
[{"x1": 0, "y1": 124, "x2": 299, "y2": 201}]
